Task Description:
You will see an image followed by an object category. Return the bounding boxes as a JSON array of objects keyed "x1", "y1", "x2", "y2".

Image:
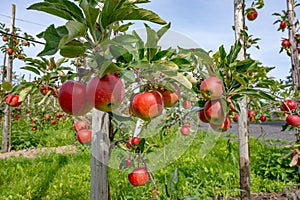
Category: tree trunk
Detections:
[
  {"x1": 287, "y1": 0, "x2": 300, "y2": 90},
  {"x1": 90, "y1": 109, "x2": 111, "y2": 200},
  {"x1": 234, "y1": 0, "x2": 251, "y2": 199},
  {"x1": 2, "y1": 4, "x2": 15, "y2": 153}
]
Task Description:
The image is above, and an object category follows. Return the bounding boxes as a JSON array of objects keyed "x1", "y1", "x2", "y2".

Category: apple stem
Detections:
[{"x1": 138, "y1": 152, "x2": 158, "y2": 191}]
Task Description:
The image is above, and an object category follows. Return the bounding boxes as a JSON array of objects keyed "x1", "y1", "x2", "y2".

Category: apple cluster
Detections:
[
  {"x1": 281, "y1": 99, "x2": 300, "y2": 127},
  {"x1": 74, "y1": 120, "x2": 91, "y2": 144},
  {"x1": 198, "y1": 76, "x2": 231, "y2": 132}
]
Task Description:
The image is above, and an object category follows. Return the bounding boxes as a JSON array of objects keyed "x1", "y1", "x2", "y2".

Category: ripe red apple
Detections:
[
  {"x1": 15, "y1": 105, "x2": 21, "y2": 110},
  {"x1": 280, "y1": 21, "x2": 288, "y2": 30},
  {"x1": 15, "y1": 114, "x2": 20, "y2": 120},
  {"x1": 210, "y1": 116, "x2": 231, "y2": 132},
  {"x1": 58, "y1": 80, "x2": 92, "y2": 116},
  {"x1": 281, "y1": 99, "x2": 297, "y2": 112},
  {"x1": 198, "y1": 109, "x2": 209, "y2": 123},
  {"x1": 248, "y1": 110, "x2": 256, "y2": 118},
  {"x1": 249, "y1": 116, "x2": 256, "y2": 122},
  {"x1": 180, "y1": 126, "x2": 190, "y2": 136},
  {"x1": 131, "y1": 137, "x2": 140, "y2": 146},
  {"x1": 281, "y1": 39, "x2": 291, "y2": 47},
  {"x1": 44, "y1": 114, "x2": 51, "y2": 120},
  {"x1": 2, "y1": 36, "x2": 8, "y2": 42},
  {"x1": 128, "y1": 167, "x2": 150, "y2": 186},
  {"x1": 86, "y1": 74, "x2": 125, "y2": 112},
  {"x1": 77, "y1": 129, "x2": 92, "y2": 144},
  {"x1": 160, "y1": 89, "x2": 179, "y2": 108},
  {"x1": 25, "y1": 109, "x2": 30, "y2": 114},
  {"x1": 32, "y1": 126, "x2": 37, "y2": 131},
  {"x1": 40, "y1": 87, "x2": 50, "y2": 95},
  {"x1": 74, "y1": 120, "x2": 90, "y2": 132},
  {"x1": 182, "y1": 100, "x2": 192, "y2": 109},
  {"x1": 126, "y1": 138, "x2": 132, "y2": 149},
  {"x1": 203, "y1": 100, "x2": 225, "y2": 125},
  {"x1": 6, "y1": 94, "x2": 21, "y2": 107},
  {"x1": 130, "y1": 91, "x2": 164, "y2": 121},
  {"x1": 7, "y1": 48, "x2": 13, "y2": 55},
  {"x1": 246, "y1": 8, "x2": 258, "y2": 21},
  {"x1": 286, "y1": 115, "x2": 300, "y2": 127},
  {"x1": 51, "y1": 119, "x2": 58, "y2": 125},
  {"x1": 200, "y1": 76, "x2": 224, "y2": 100},
  {"x1": 126, "y1": 157, "x2": 132, "y2": 167},
  {"x1": 259, "y1": 115, "x2": 267, "y2": 122},
  {"x1": 233, "y1": 113, "x2": 238, "y2": 122}
]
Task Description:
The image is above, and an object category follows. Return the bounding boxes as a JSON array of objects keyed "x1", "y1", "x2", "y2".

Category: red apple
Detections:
[
  {"x1": 131, "y1": 137, "x2": 140, "y2": 146},
  {"x1": 233, "y1": 113, "x2": 238, "y2": 122},
  {"x1": 182, "y1": 100, "x2": 192, "y2": 109},
  {"x1": 44, "y1": 114, "x2": 51, "y2": 120},
  {"x1": 158, "y1": 84, "x2": 180, "y2": 108},
  {"x1": 15, "y1": 105, "x2": 21, "y2": 110},
  {"x1": 130, "y1": 91, "x2": 164, "y2": 121},
  {"x1": 86, "y1": 74, "x2": 125, "y2": 112},
  {"x1": 51, "y1": 119, "x2": 58, "y2": 125},
  {"x1": 281, "y1": 39, "x2": 291, "y2": 47},
  {"x1": 15, "y1": 114, "x2": 20, "y2": 120},
  {"x1": 40, "y1": 87, "x2": 50, "y2": 95},
  {"x1": 74, "y1": 120, "x2": 90, "y2": 132},
  {"x1": 248, "y1": 110, "x2": 256, "y2": 118},
  {"x1": 126, "y1": 157, "x2": 132, "y2": 167},
  {"x1": 128, "y1": 167, "x2": 150, "y2": 186},
  {"x1": 286, "y1": 115, "x2": 300, "y2": 127},
  {"x1": 6, "y1": 94, "x2": 21, "y2": 107},
  {"x1": 203, "y1": 100, "x2": 225, "y2": 125},
  {"x1": 198, "y1": 109, "x2": 209, "y2": 123},
  {"x1": 25, "y1": 109, "x2": 30, "y2": 114},
  {"x1": 210, "y1": 116, "x2": 231, "y2": 132},
  {"x1": 126, "y1": 138, "x2": 132, "y2": 149},
  {"x1": 32, "y1": 126, "x2": 37, "y2": 131},
  {"x1": 58, "y1": 80, "x2": 92, "y2": 116},
  {"x1": 280, "y1": 21, "x2": 288, "y2": 30},
  {"x1": 246, "y1": 8, "x2": 258, "y2": 21},
  {"x1": 259, "y1": 115, "x2": 267, "y2": 122},
  {"x1": 281, "y1": 99, "x2": 297, "y2": 112},
  {"x1": 77, "y1": 129, "x2": 92, "y2": 144},
  {"x1": 200, "y1": 76, "x2": 224, "y2": 100},
  {"x1": 180, "y1": 126, "x2": 190, "y2": 136}
]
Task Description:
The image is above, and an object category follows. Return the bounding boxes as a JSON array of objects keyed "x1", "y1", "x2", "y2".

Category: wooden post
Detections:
[
  {"x1": 90, "y1": 109, "x2": 111, "y2": 200},
  {"x1": 234, "y1": 0, "x2": 251, "y2": 199},
  {"x1": 287, "y1": 0, "x2": 300, "y2": 90},
  {"x1": 2, "y1": 4, "x2": 15, "y2": 153}
]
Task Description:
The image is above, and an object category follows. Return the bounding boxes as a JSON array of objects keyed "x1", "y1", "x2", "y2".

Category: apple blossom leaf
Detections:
[
  {"x1": 79, "y1": 0, "x2": 99, "y2": 34},
  {"x1": 37, "y1": 25, "x2": 68, "y2": 56},
  {"x1": 168, "y1": 73, "x2": 192, "y2": 89},
  {"x1": 2, "y1": 81, "x2": 13, "y2": 91},
  {"x1": 59, "y1": 21, "x2": 87, "y2": 48},
  {"x1": 20, "y1": 66, "x2": 41, "y2": 75},
  {"x1": 59, "y1": 40, "x2": 86, "y2": 58},
  {"x1": 19, "y1": 86, "x2": 33, "y2": 102},
  {"x1": 100, "y1": 7, "x2": 166, "y2": 30},
  {"x1": 28, "y1": 0, "x2": 85, "y2": 22}
]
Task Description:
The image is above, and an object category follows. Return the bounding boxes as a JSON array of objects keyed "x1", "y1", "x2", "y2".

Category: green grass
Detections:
[{"x1": 0, "y1": 130, "x2": 299, "y2": 199}]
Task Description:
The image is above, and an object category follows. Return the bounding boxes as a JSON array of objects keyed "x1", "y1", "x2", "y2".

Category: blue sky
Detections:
[{"x1": 0, "y1": 0, "x2": 297, "y2": 80}]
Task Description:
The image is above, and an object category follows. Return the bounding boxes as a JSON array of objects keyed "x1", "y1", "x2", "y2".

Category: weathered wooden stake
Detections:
[{"x1": 234, "y1": 0, "x2": 251, "y2": 199}]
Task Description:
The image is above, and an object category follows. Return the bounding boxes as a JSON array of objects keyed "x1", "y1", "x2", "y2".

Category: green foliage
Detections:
[{"x1": 0, "y1": 132, "x2": 298, "y2": 199}]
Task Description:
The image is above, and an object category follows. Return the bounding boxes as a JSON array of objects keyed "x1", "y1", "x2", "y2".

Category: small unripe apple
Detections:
[{"x1": 182, "y1": 100, "x2": 192, "y2": 109}]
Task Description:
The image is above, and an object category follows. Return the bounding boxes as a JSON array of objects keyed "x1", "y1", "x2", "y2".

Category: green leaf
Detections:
[
  {"x1": 19, "y1": 86, "x2": 33, "y2": 102},
  {"x1": 145, "y1": 24, "x2": 159, "y2": 61},
  {"x1": 38, "y1": 25, "x2": 68, "y2": 56},
  {"x1": 20, "y1": 66, "x2": 41, "y2": 75},
  {"x1": 100, "y1": 7, "x2": 166, "y2": 29},
  {"x1": 168, "y1": 73, "x2": 192, "y2": 89},
  {"x1": 59, "y1": 21, "x2": 87, "y2": 48},
  {"x1": 237, "y1": 88, "x2": 275, "y2": 101},
  {"x1": 2, "y1": 81, "x2": 13, "y2": 91},
  {"x1": 157, "y1": 22, "x2": 171, "y2": 40},
  {"x1": 79, "y1": 0, "x2": 99, "y2": 34},
  {"x1": 59, "y1": 40, "x2": 86, "y2": 58}
]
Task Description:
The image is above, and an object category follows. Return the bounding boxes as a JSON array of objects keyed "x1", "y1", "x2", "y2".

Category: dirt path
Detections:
[{"x1": 0, "y1": 145, "x2": 78, "y2": 159}]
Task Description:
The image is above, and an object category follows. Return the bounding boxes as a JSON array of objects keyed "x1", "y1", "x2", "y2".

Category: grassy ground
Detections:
[{"x1": 0, "y1": 129, "x2": 299, "y2": 199}]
